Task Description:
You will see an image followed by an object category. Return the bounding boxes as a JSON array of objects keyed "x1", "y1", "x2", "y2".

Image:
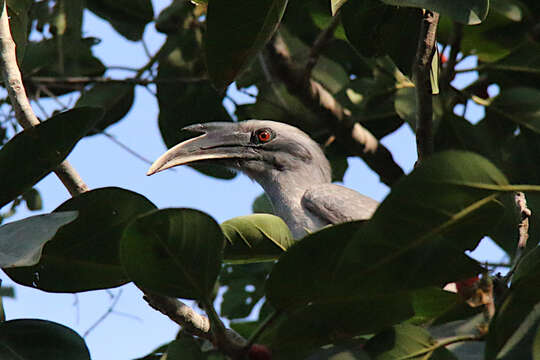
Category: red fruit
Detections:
[
  {"x1": 248, "y1": 344, "x2": 272, "y2": 360},
  {"x1": 455, "y1": 276, "x2": 480, "y2": 296},
  {"x1": 440, "y1": 54, "x2": 448, "y2": 64}
]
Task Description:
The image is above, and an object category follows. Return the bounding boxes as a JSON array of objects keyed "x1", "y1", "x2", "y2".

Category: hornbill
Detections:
[{"x1": 147, "y1": 120, "x2": 379, "y2": 239}]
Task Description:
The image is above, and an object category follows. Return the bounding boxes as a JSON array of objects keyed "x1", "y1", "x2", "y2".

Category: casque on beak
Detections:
[{"x1": 147, "y1": 122, "x2": 251, "y2": 175}]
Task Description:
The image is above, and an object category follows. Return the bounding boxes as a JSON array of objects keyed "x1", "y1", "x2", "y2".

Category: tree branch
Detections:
[
  {"x1": 441, "y1": 21, "x2": 463, "y2": 85},
  {"x1": 27, "y1": 75, "x2": 207, "y2": 90},
  {"x1": 266, "y1": 34, "x2": 404, "y2": 186},
  {"x1": 0, "y1": 1, "x2": 88, "y2": 196},
  {"x1": 143, "y1": 294, "x2": 246, "y2": 358},
  {"x1": 413, "y1": 10, "x2": 440, "y2": 165},
  {"x1": 303, "y1": 12, "x2": 342, "y2": 84}
]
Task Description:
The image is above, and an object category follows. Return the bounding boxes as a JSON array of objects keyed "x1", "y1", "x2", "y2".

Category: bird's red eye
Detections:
[{"x1": 257, "y1": 130, "x2": 272, "y2": 142}]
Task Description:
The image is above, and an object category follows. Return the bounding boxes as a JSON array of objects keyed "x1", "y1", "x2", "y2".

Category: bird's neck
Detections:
[{"x1": 253, "y1": 166, "x2": 331, "y2": 238}]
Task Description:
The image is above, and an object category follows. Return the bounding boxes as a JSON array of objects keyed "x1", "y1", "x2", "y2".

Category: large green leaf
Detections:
[
  {"x1": 0, "y1": 212, "x2": 77, "y2": 268},
  {"x1": 342, "y1": 0, "x2": 422, "y2": 75},
  {"x1": 364, "y1": 323, "x2": 457, "y2": 359},
  {"x1": 85, "y1": 0, "x2": 153, "y2": 41},
  {"x1": 205, "y1": 0, "x2": 288, "y2": 89},
  {"x1": 267, "y1": 152, "x2": 529, "y2": 310},
  {"x1": 120, "y1": 208, "x2": 224, "y2": 300},
  {"x1": 488, "y1": 87, "x2": 540, "y2": 134},
  {"x1": 0, "y1": 107, "x2": 103, "y2": 208},
  {"x1": 75, "y1": 83, "x2": 135, "y2": 134},
  {"x1": 380, "y1": 0, "x2": 489, "y2": 25},
  {"x1": 222, "y1": 214, "x2": 294, "y2": 263},
  {"x1": 22, "y1": 38, "x2": 105, "y2": 97},
  {"x1": 5, "y1": 187, "x2": 156, "y2": 292},
  {"x1": 0, "y1": 319, "x2": 90, "y2": 360}
]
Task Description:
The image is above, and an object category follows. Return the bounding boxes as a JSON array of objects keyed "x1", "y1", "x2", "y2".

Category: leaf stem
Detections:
[{"x1": 397, "y1": 334, "x2": 483, "y2": 360}]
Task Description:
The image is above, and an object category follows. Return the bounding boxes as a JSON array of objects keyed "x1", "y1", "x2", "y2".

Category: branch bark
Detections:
[
  {"x1": 266, "y1": 34, "x2": 404, "y2": 186},
  {"x1": 413, "y1": 10, "x2": 440, "y2": 165},
  {"x1": 144, "y1": 294, "x2": 247, "y2": 358},
  {"x1": 0, "y1": 1, "x2": 88, "y2": 196}
]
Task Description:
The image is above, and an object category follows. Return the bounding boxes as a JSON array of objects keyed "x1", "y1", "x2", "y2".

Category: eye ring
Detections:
[{"x1": 256, "y1": 129, "x2": 273, "y2": 143}]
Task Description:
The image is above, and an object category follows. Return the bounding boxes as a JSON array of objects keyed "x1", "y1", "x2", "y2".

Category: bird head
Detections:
[{"x1": 147, "y1": 120, "x2": 331, "y2": 184}]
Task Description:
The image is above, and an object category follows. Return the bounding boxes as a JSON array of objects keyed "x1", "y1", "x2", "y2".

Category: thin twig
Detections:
[
  {"x1": 101, "y1": 131, "x2": 156, "y2": 165},
  {"x1": 83, "y1": 290, "x2": 123, "y2": 337},
  {"x1": 413, "y1": 10, "x2": 440, "y2": 165},
  {"x1": 514, "y1": 191, "x2": 531, "y2": 250},
  {"x1": 0, "y1": 1, "x2": 88, "y2": 196}
]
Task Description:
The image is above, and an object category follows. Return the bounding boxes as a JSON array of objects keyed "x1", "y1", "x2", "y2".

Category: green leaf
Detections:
[
  {"x1": 156, "y1": 38, "x2": 236, "y2": 180},
  {"x1": 85, "y1": 0, "x2": 154, "y2": 41},
  {"x1": 342, "y1": 1, "x2": 422, "y2": 75},
  {"x1": 0, "y1": 107, "x2": 103, "y2": 208},
  {"x1": 252, "y1": 193, "x2": 274, "y2": 214},
  {"x1": 513, "y1": 247, "x2": 540, "y2": 286},
  {"x1": 21, "y1": 38, "x2": 106, "y2": 97},
  {"x1": 5, "y1": 187, "x2": 156, "y2": 292},
  {"x1": 488, "y1": 87, "x2": 540, "y2": 134},
  {"x1": 264, "y1": 298, "x2": 414, "y2": 359},
  {"x1": 75, "y1": 83, "x2": 135, "y2": 134},
  {"x1": 485, "y1": 284, "x2": 540, "y2": 359},
  {"x1": 222, "y1": 214, "x2": 294, "y2": 263},
  {"x1": 205, "y1": 0, "x2": 288, "y2": 89},
  {"x1": 380, "y1": 0, "x2": 489, "y2": 25},
  {"x1": 120, "y1": 208, "x2": 224, "y2": 300},
  {"x1": 534, "y1": 327, "x2": 540, "y2": 360},
  {"x1": 0, "y1": 319, "x2": 90, "y2": 360},
  {"x1": 0, "y1": 212, "x2": 77, "y2": 268},
  {"x1": 267, "y1": 151, "x2": 521, "y2": 310},
  {"x1": 364, "y1": 323, "x2": 457, "y2": 360},
  {"x1": 408, "y1": 287, "x2": 459, "y2": 325}
]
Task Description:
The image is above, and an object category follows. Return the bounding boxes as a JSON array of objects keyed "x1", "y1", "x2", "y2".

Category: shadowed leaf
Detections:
[
  {"x1": 0, "y1": 319, "x2": 90, "y2": 360},
  {"x1": 0, "y1": 107, "x2": 103, "y2": 208},
  {"x1": 121, "y1": 208, "x2": 224, "y2": 300},
  {"x1": 5, "y1": 187, "x2": 156, "y2": 292}
]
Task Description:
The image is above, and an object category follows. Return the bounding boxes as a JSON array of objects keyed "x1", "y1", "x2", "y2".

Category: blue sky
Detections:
[{"x1": 1, "y1": 2, "x2": 506, "y2": 359}]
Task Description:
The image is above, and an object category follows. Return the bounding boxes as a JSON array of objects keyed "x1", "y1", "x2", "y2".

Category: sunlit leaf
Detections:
[
  {"x1": 222, "y1": 214, "x2": 293, "y2": 263},
  {"x1": 0, "y1": 212, "x2": 77, "y2": 268}
]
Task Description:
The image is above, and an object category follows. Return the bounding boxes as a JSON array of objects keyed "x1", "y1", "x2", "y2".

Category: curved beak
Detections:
[{"x1": 147, "y1": 122, "x2": 251, "y2": 175}]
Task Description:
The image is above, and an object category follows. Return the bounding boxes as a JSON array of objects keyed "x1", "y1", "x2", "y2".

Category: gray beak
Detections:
[{"x1": 147, "y1": 122, "x2": 251, "y2": 175}]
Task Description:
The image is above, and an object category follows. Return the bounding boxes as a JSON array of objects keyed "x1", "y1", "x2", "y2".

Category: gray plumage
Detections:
[{"x1": 147, "y1": 120, "x2": 378, "y2": 239}]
